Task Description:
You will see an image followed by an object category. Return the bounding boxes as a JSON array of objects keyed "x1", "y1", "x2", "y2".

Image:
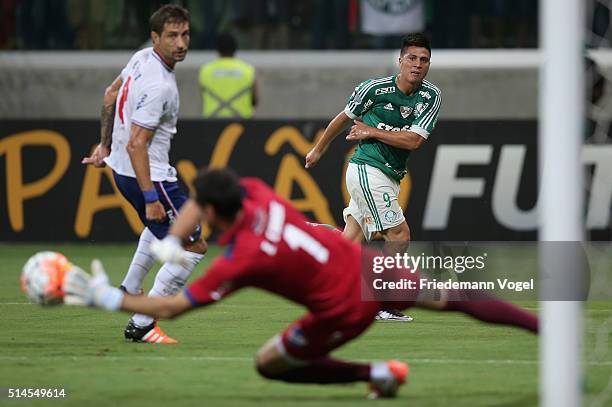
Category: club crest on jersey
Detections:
[
  {"x1": 384, "y1": 210, "x2": 399, "y2": 222},
  {"x1": 400, "y1": 106, "x2": 413, "y2": 118},
  {"x1": 384, "y1": 103, "x2": 394, "y2": 111}
]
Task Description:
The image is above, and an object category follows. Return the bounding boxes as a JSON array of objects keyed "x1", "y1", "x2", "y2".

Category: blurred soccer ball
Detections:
[{"x1": 20, "y1": 251, "x2": 71, "y2": 305}]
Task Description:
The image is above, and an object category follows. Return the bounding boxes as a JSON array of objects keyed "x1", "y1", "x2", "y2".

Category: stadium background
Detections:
[
  {"x1": 1, "y1": 1, "x2": 612, "y2": 406},
  {"x1": 1, "y1": 1, "x2": 611, "y2": 243}
]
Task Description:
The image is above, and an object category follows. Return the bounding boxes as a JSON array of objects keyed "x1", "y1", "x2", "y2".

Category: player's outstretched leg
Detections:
[
  {"x1": 254, "y1": 335, "x2": 408, "y2": 398},
  {"x1": 258, "y1": 357, "x2": 407, "y2": 399},
  {"x1": 125, "y1": 248, "x2": 204, "y2": 343},
  {"x1": 120, "y1": 227, "x2": 157, "y2": 294},
  {"x1": 420, "y1": 290, "x2": 538, "y2": 333}
]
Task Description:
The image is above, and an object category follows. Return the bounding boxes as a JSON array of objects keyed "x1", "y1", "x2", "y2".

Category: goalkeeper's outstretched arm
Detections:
[
  {"x1": 148, "y1": 199, "x2": 203, "y2": 265},
  {"x1": 169, "y1": 199, "x2": 203, "y2": 241},
  {"x1": 121, "y1": 292, "x2": 193, "y2": 320},
  {"x1": 64, "y1": 259, "x2": 196, "y2": 319}
]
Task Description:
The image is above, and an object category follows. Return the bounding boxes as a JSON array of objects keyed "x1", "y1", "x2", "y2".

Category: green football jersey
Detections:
[{"x1": 344, "y1": 75, "x2": 441, "y2": 182}]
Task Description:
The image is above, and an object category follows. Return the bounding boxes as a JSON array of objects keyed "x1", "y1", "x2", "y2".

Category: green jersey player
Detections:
[{"x1": 305, "y1": 33, "x2": 440, "y2": 321}]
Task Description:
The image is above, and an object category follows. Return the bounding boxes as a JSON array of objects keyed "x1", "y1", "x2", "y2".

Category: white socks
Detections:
[
  {"x1": 131, "y1": 250, "x2": 204, "y2": 327},
  {"x1": 121, "y1": 228, "x2": 156, "y2": 294}
]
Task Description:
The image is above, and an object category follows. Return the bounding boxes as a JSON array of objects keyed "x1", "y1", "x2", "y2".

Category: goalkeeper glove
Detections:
[
  {"x1": 150, "y1": 235, "x2": 189, "y2": 266},
  {"x1": 63, "y1": 259, "x2": 124, "y2": 311}
]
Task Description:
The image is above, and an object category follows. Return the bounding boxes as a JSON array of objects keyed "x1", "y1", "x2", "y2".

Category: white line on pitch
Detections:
[
  {"x1": 0, "y1": 302, "x2": 35, "y2": 305},
  {"x1": 0, "y1": 355, "x2": 610, "y2": 366}
]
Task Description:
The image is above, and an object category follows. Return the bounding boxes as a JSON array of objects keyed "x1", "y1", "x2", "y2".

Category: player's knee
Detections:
[
  {"x1": 255, "y1": 358, "x2": 277, "y2": 379},
  {"x1": 255, "y1": 341, "x2": 272, "y2": 368},
  {"x1": 255, "y1": 339, "x2": 293, "y2": 379},
  {"x1": 384, "y1": 222, "x2": 410, "y2": 242},
  {"x1": 255, "y1": 350, "x2": 279, "y2": 379},
  {"x1": 342, "y1": 216, "x2": 363, "y2": 242},
  {"x1": 255, "y1": 357, "x2": 297, "y2": 381}
]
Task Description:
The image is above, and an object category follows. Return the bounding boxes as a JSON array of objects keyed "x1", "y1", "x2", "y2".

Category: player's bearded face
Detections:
[
  {"x1": 399, "y1": 46, "x2": 430, "y2": 83},
  {"x1": 155, "y1": 22, "x2": 190, "y2": 64}
]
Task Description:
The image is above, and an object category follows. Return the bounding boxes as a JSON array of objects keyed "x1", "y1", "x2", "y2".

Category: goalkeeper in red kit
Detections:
[{"x1": 64, "y1": 168, "x2": 538, "y2": 399}]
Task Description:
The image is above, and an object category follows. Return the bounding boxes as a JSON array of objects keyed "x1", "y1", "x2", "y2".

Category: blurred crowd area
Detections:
[{"x1": 0, "y1": 0, "x2": 609, "y2": 51}]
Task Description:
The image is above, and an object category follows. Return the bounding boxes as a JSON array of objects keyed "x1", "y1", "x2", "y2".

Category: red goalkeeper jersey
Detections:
[{"x1": 186, "y1": 178, "x2": 370, "y2": 319}]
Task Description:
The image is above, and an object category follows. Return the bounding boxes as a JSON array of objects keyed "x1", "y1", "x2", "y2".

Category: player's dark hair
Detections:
[
  {"x1": 400, "y1": 33, "x2": 431, "y2": 56},
  {"x1": 216, "y1": 33, "x2": 237, "y2": 56},
  {"x1": 150, "y1": 4, "x2": 190, "y2": 35},
  {"x1": 194, "y1": 168, "x2": 243, "y2": 221}
]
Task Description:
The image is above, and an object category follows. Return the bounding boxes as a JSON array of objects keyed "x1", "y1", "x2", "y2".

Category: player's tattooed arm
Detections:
[
  {"x1": 82, "y1": 75, "x2": 123, "y2": 167},
  {"x1": 100, "y1": 75, "x2": 122, "y2": 147},
  {"x1": 100, "y1": 105, "x2": 115, "y2": 148}
]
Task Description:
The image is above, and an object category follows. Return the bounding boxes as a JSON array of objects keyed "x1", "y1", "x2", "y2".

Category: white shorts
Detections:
[{"x1": 343, "y1": 162, "x2": 405, "y2": 241}]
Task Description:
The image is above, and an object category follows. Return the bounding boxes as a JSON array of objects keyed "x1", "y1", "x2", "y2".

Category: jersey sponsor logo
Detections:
[
  {"x1": 375, "y1": 86, "x2": 395, "y2": 95},
  {"x1": 419, "y1": 90, "x2": 432, "y2": 100},
  {"x1": 377, "y1": 122, "x2": 410, "y2": 132},
  {"x1": 364, "y1": 99, "x2": 374, "y2": 110},
  {"x1": 351, "y1": 91, "x2": 363, "y2": 105},
  {"x1": 400, "y1": 106, "x2": 413, "y2": 118},
  {"x1": 414, "y1": 102, "x2": 429, "y2": 117},
  {"x1": 384, "y1": 103, "x2": 394, "y2": 111}
]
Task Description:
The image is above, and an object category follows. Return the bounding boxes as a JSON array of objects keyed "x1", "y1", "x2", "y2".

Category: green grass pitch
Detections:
[{"x1": 1, "y1": 244, "x2": 610, "y2": 406}]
